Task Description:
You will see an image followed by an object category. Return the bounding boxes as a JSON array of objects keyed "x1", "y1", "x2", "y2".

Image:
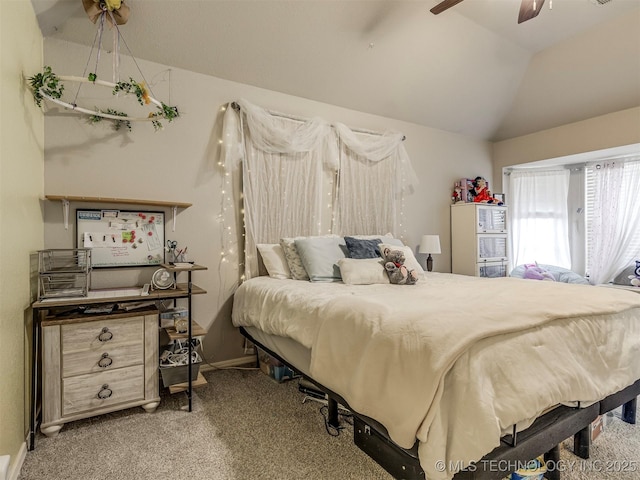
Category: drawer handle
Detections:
[
  {"x1": 98, "y1": 327, "x2": 113, "y2": 342},
  {"x1": 97, "y1": 384, "x2": 113, "y2": 399},
  {"x1": 98, "y1": 353, "x2": 113, "y2": 368}
]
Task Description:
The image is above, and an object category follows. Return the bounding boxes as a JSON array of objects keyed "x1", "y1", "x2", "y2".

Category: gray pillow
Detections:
[
  {"x1": 612, "y1": 263, "x2": 640, "y2": 286},
  {"x1": 295, "y1": 236, "x2": 347, "y2": 282},
  {"x1": 344, "y1": 237, "x2": 382, "y2": 259}
]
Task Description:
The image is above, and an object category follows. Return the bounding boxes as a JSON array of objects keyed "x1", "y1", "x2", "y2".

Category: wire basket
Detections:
[
  {"x1": 38, "y1": 249, "x2": 91, "y2": 273},
  {"x1": 38, "y1": 249, "x2": 91, "y2": 299},
  {"x1": 38, "y1": 272, "x2": 90, "y2": 299}
]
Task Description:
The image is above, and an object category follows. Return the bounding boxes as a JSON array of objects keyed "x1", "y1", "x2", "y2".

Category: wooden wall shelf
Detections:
[
  {"x1": 45, "y1": 195, "x2": 192, "y2": 209},
  {"x1": 45, "y1": 195, "x2": 192, "y2": 231}
]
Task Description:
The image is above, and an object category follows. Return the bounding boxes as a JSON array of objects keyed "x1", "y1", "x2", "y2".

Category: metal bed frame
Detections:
[{"x1": 240, "y1": 327, "x2": 638, "y2": 480}]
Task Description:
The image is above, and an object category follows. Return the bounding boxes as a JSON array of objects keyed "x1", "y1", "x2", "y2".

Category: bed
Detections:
[{"x1": 232, "y1": 272, "x2": 640, "y2": 480}]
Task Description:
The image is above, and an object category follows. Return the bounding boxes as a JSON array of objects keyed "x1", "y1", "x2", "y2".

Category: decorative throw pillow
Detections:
[
  {"x1": 377, "y1": 243, "x2": 425, "y2": 276},
  {"x1": 257, "y1": 244, "x2": 291, "y2": 279},
  {"x1": 350, "y1": 234, "x2": 403, "y2": 246},
  {"x1": 279, "y1": 237, "x2": 309, "y2": 280},
  {"x1": 344, "y1": 237, "x2": 382, "y2": 259},
  {"x1": 612, "y1": 261, "x2": 640, "y2": 286},
  {"x1": 337, "y1": 258, "x2": 389, "y2": 285},
  {"x1": 295, "y1": 236, "x2": 347, "y2": 282}
]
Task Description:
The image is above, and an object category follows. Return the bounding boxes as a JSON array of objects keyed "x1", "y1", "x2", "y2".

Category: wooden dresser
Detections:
[{"x1": 40, "y1": 308, "x2": 160, "y2": 437}]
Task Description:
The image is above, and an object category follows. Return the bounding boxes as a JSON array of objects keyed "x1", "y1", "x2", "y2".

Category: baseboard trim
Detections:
[
  {"x1": 6, "y1": 442, "x2": 26, "y2": 480},
  {"x1": 200, "y1": 355, "x2": 256, "y2": 372}
]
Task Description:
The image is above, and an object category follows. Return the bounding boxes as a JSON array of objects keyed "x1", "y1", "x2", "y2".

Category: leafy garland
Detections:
[
  {"x1": 28, "y1": 66, "x2": 64, "y2": 108},
  {"x1": 28, "y1": 67, "x2": 179, "y2": 131},
  {"x1": 88, "y1": 108, "x2": 131, "y2": 132}
]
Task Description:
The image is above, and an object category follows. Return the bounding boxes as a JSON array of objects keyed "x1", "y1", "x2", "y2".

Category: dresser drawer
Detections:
[
  {"x1": 63, "y1": 364, "x2": 145, "y2": 416},
  {"x1": 63, "y1": 343, "x2": 144, "y2": 377},
  {"x1": 62, "y1": 316, "x2": 144, "y2": 353}
]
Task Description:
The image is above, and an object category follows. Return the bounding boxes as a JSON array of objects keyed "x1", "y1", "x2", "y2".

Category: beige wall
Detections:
[
  {"x1": 43, "y1": 37, "x2": 493, "y2": 363},
  {"x1": 0, "y1": 0, "x2": 44, "y2": 474},
  {"x1": 492, "y1": 106, "x2": 640, "y2": 191}
]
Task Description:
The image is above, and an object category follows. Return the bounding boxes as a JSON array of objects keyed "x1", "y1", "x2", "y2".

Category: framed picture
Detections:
[{"x1": 494, "y1": 193, "x2": 505, "y2": 204}]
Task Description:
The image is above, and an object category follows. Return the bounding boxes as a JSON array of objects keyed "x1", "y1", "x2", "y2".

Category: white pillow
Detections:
[
  {"x1": 378, "y1": 243, "x2": 425, "y2": 276},
  {"x1": 337, "y1": 258, "x2": 389, "y2": 285},
  {"x1": 257, "y1": 244, "x2": 291, "y2": 279}
]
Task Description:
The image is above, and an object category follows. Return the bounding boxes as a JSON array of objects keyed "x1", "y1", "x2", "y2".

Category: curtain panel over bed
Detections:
[{"x1": 221, "y1": 99, "x2": 418, "y2": 279}]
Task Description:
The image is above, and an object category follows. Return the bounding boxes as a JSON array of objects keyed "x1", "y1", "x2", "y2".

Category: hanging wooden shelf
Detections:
[
  {"x1": 45, "y1": 195, "x2": 192, "y2": 208},
  {"x1": 45, "y1": 195, "x2": 192, "y2": 231}
]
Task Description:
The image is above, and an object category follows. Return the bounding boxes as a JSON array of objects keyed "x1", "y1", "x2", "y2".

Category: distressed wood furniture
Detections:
[
  {"x1": 40, "y1": 308, "x2": 160, "y2": 437},
  {"x1": 30, "y1": 279, "x2": 207, "y2": 449}
]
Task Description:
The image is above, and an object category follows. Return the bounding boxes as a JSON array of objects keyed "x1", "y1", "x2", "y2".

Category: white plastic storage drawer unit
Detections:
[{"x1": 451, "y1": 203, "x2": 510, "y2": 277}]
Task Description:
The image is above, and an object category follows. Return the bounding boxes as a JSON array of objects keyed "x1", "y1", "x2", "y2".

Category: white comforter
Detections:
[{"x1": 232, "y1": 274, "x2": 640, "y2": 479}]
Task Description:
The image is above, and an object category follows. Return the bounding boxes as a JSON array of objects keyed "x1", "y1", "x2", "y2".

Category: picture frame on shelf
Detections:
[{"x1": 494, "y1": 193, "x2": 505, "y2": 205}]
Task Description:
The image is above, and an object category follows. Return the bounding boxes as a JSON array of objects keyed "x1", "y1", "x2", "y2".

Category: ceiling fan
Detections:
[{"x1": 430, "y1": 0, "x2": 546, "y2": 24}]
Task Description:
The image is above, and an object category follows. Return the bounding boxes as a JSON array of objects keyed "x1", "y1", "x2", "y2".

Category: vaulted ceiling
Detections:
[{"x1": 31, "y1": 0, "x2": 640, "y2": 141}]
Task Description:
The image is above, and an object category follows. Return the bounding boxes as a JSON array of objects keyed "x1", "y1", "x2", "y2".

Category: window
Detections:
[
  {"x1": 508, "y1": 155, "x2": 640, "y2": 284},
  {"x1": 507, "y1": 169, "x2": 571, "y2": 269},
  {"x1": 585, "y1": 157, "x2": 640, "y2": 284}
]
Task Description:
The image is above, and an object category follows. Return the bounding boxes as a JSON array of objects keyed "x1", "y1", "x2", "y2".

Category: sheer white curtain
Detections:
[
  {"x1": 222, "y1": 100, "x2": 337, "y2": 279},
  {"x1": 587, "y1": 158, "x2": 640, "y2": 285},
  {"x1": 221, "y1": 99, "x2": 417, "y2": 279},
  {"x1": 509, "y1": 169, "x2": 571, "y2": 269},
  {"x1": 333, "y1": 125, "x2": 417, "y2": 235}
]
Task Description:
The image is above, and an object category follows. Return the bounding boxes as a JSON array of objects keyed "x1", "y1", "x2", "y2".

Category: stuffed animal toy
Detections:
[
  {"x1": 523, "y1": 262, "x2": 555, "y2": 281},
  {"x1": 628, "y1": 260, "x2": 640, "y2": 287},
  {"x1": 452, "y1": 185, "x2": 462, "y2": 203},
  {"x1": 381, "y1": 248, "x2": 418, "y2": 285},
  {"x1": 470, "y1": 177, "x2": 503, "y2": 205}
]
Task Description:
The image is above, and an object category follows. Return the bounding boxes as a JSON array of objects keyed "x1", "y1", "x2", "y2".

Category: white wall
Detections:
[
  {"x1": 43, "y1": 38, "x2": 492, "y2": 362},
  {"x1": 493, "y1": 106, "x2": 640, "y2": 191},
  {"x1": 0, "y1": 0, "x2": 44, "y2": 473}
]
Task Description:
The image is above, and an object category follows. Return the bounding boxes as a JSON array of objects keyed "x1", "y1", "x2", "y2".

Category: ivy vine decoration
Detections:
[
  {"x1": 111, "y1": 77, "x2": 180, "y2": 130},
  {"x1": 28, "y1": 66, "x2": 64, "y2": 108},
  {"x1": 149, "y1": 103, "x2": 180, "y2": 131},
  {"x1": 27, "y1": 68, "x2": 180, "y2": 132},
  {"x1": 113, "y1": 77, "x2": 151, "y2": 105},
  {"x1": 88, "y1": 108, "x2": 132, "y2": 132}
]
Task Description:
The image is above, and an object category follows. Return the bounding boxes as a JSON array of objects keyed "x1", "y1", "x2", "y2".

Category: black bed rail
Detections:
[{"x1": 238, "y1": 327, "x2": 639, "y2": 480}]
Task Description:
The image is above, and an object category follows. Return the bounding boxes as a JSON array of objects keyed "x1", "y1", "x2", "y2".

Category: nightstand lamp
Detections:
[{"x1": 419, "y1": 235, "x2": 441, "y2": 272}]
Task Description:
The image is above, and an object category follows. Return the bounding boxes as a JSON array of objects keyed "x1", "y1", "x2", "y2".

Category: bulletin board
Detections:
[{"x1": 76, "y1": 209, "x2": 165, "y2": 268}]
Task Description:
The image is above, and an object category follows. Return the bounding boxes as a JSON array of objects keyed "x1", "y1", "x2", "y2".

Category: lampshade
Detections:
[{"x1": 419, "y1": 235, "x2": 441, "y2": 254}]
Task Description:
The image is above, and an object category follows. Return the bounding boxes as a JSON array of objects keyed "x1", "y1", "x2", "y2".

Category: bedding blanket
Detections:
[{"x1": 232, "y1": 274, "x2": 640, "y2": 480}]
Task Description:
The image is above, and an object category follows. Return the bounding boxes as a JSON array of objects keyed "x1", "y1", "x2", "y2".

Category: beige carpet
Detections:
[{"x1": 19, "y1": 369, "x2": 639, "y2": 480}]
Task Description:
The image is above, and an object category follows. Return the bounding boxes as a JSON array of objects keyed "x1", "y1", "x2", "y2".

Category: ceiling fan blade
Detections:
[
  {"x1": 430, "y1": 0, "x2": 465, "y2": 15},
  {"x1": 518, "y1": 0, "x2": 545, "y2": 24}
]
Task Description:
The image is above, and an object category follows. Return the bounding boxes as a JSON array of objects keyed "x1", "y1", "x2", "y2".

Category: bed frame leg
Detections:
[
  {"x1": 622, "y1": 397, "x2": 637, "y2": 424},
  {"x1": 327, "y1": 397, "x2": 340, "y2": 429},
  {"x1": 544, "y1": 444, "x2": 561, "y2": 480},
  {"x1": 573, "y1": 425, "x2": 591, "y2": 459}
]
